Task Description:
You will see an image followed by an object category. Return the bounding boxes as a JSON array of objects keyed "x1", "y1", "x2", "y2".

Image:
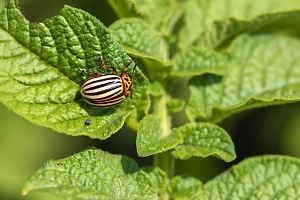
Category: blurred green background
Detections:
[{"x1": 1, "y1": 0, "x2": 300, "y2": 199}]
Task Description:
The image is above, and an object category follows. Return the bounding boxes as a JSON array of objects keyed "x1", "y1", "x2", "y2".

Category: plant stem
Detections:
[
  {"x1": 154, "y1": 151, "x2": 174, "y2": 178},
  {"x1": 153, "y1": 93, "x2": 174, "y2": 178}
]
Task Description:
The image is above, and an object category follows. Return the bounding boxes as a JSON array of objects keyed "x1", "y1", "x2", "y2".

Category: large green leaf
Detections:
[
  {"x1": 108, "y1": 0, "x2": 183, "y2": 35},
  {"x1": 109, "y1": 18, "x2": 168, "y2": 63},
  {"x1": 197, "y1": 10, "x2": 300, "y2": 49},
  {"x1": 170, "y1": 48, "x2": 226, "y2": 78},
  {"x1": 109, "y1": 18, "x2": 173, "y2": 81},
  {"x1": 0, "y1": 0, "x2": 149, "y2": 139},
  {"x1": 179, "y1": 0, "x2": 300, "y2": 49},
  {"x1": 200, "y1": 155, "x2": 300, "y2": 200},
  {"x1": 186, "y1": 34, "x2": 300, "y2": 123},
  {"x1": 136, "y1": 115, "x2": 183, "y2": 157},
  {"x1": 22, "y1": 148, "x2": 158, "y2": 200},
  {"x1": 171, "y1": 123, "x2": 236, "y2": 162}
]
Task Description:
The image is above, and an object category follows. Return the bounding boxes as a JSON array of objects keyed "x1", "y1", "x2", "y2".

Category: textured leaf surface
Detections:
[
  {"x1": 167, "y1": 176, "x2": 203, "y2": 200},
  {"x1": 179, "y1": 0, "x2": 300, "y2": 49},
  {"x1": 197, "y1": 10, "x2": 300, "y2": 49},
  {"x1": 0, "y1": 0, "x2": 149, "y2": 139},
  {"x1": 172, "y1": 123, "x2": 236, "y2": 162},
  {"x1": 109, "y1": 18, "x2": 172, "y2": 81},
  {"x1": 143, "y1": 167, "x2": 169, "y2": 197},
  {"x1": 187, "y1": 34, "x2": 300, "y2": 123},
  {"x1": 136, "y1": 115, "x2": 183, "y2": 157},
  {"x1": 109, "y1": 0, "x2": 183, "y2": 35},
  {"x1": 109, "y1": 18, "x2": 168, "y2": 62},
  {"x1": 201, "y1": 155, "x2": 300, "y2": 200},
  {"x1": 171, "y1": 48, "x2": 226, "y2": 78},
  {"x1": 23, "y1": 148, "x2": 158, "y2": 200}
]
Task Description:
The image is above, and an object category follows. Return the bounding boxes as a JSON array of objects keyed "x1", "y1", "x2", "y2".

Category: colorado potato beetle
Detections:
[{"x1": 79, "y1": 57, "x2": 136, "y2": 107}]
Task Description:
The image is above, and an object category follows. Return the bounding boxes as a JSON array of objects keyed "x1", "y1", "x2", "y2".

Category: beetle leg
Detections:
[
  {"x1": 78, "y1": 68, "x2": 102, "y2": 77},
  {"x1": 97, "y1": 57, "x2": 117, "y2": 75}
]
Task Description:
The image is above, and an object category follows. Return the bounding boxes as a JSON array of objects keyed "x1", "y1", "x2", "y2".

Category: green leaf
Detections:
[
  {"x1": 167, "y1": 176, "x2": 203, "y2": 200},
  {"x1": 142, "y1": 59, "x2": 173, "y2": 82},
  {"x1": 109, "y1": 18, "x2": 173, "y2": 81},
  {"x1": 187, "y1": 34, "x2": 300, "y2": 123},
  {"x1": 178, "y1": 0, "x2": 204, "y2": 50},
  {"x1": 171, "y1": 48, "x2": 226, "y2": 78},
  {"x1": 109, "y1": 18, "x2": 168, "y2": 63},
  {"x1": 109, "y1": 0, "x2": 183, "y2": 35},
  {"x1": 149, "y1": 81, "x2": 164, "y2": 97},
  {"x1": 143, "y1": 167, "x2": 169, "y2": 197},
  {"x1": 136, "y1": 0, "x2": 183, "y2": 35},
  {"x1": 197, "y1": 10, "x2": 300, "y2": 49},
  {"x1": 166, "y1": 98, "x2": 185, "y2": 114},
  {"x1": 136, "y1": 115, "x2": 183, "y2": 157},
  {"x1": 171, "y1": 122, "x2": 236, "y2": 162},
  {"x1": 107, "y1": 0, "x2": 141, "y2": 18},
  {"x1": 0, "y1": 0, "x2": 149, "y2": 139},
  {"x1": 201, "y1": 155, "x2": 300, "y2": 200},
  {"x1": 179, "y1": 0, "x2": 300, "y2": 50},
  {"x1": 22, "y1": 148, "x2": 158, "y2": 200}
]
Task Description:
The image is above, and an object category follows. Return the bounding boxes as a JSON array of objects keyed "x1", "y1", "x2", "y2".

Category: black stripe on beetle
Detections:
[{"x1": 79, "y1": 58, "x2": 137, "y2": 108}]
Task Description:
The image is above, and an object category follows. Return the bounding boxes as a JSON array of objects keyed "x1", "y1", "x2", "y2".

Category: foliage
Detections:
[{"x1": 1, "y1": 0, "x2": 300, "y2": 199}]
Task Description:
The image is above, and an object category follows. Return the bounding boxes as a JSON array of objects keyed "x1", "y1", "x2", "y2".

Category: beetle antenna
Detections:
[{"x1": 132, "y1": 63, "x2": 137, "y2": 76}]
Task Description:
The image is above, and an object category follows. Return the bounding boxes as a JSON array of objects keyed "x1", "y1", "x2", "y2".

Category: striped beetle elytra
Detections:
[{"x1": 79, "y1": 57, "x2": 136, "y2": 108}]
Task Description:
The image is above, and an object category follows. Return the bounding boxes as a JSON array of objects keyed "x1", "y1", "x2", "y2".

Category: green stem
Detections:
[
  {"x1": 153, "y1": 93, "x2": 174, "y2": 178},
  {"x1": 154, "y1": 151, "x2": 174, "y2": 178}
]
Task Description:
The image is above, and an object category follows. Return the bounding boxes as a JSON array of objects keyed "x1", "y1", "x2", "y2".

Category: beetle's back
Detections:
[{"x1": 81, "y1": 74, "x2": 125, "y2": 107}]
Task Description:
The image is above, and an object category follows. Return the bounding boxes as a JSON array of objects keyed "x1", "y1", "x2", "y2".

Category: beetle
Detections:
[{"x1": 79, "y1": 57, "x2": 136, "y2": 107}]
